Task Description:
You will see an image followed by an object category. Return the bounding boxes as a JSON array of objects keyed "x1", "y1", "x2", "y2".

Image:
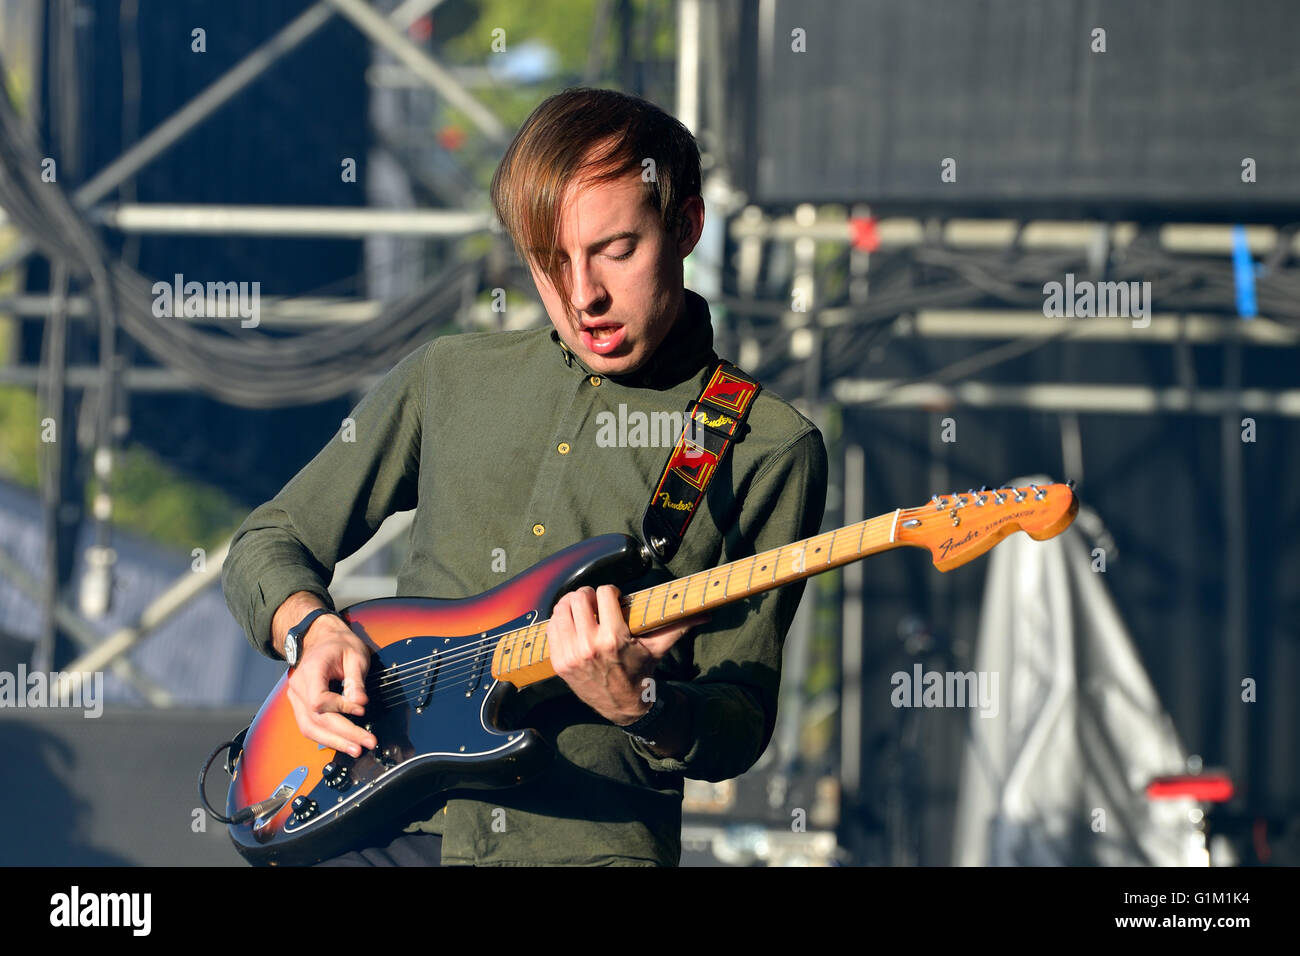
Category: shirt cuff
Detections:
[
  {"x1": 623, "y1": 681, "x2": 765, "y2": 778},
  {"x1": 250, "y1": 575, "x2": 336, "y2": 659}
]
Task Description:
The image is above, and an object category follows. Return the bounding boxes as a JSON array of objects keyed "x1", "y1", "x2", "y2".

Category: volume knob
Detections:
[
  {"x1": 290, "y1": 796, "x2": 319, "y2": 822},
  {"x1": 322, "y1": 762, "x2": 351, "y2": 790}
]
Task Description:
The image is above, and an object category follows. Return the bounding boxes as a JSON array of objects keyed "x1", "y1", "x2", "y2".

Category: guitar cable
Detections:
[{"x1": 199, "y1": 739, "x2": 286, "y2": 826}]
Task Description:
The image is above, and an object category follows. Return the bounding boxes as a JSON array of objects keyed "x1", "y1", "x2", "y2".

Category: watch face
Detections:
[{"x1": 285, "y1": 633, "x2": 298, "y2": 665}]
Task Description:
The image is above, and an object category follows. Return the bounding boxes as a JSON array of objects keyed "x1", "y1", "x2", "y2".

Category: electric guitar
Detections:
[{"x1": 222, "y1": 481, "x2": 1077, "y2": 865}]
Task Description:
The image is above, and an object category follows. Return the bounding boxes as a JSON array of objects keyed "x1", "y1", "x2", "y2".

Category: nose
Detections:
[{"x1": 566, "y1": 256, "x2": 607, "y2": 315}]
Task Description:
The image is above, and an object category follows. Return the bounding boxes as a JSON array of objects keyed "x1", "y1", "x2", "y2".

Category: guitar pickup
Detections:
[
  {"x1": 465, "y1": 642, "x2": 489, "y2": 697},
  {"x1": 400, "y1": 647, "x2": 438, "y2": 713}
]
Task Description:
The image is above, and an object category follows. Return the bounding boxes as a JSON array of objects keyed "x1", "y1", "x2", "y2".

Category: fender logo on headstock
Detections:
[{"x1": 938, "y1": 529, "x2": 979, "y2": 561}]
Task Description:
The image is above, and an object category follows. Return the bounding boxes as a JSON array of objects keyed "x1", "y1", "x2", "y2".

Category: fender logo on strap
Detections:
[
  {"x1": 655, "y1": 492, "x2": 693, "y2": 511},
  {"x1": 641, "y1": 361, "x2": 761, "y2": 563},
  {"x1": 693, "y1": 408, "x2": 735, "y2": 429}
]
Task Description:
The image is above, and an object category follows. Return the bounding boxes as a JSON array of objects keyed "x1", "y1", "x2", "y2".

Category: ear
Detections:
[{"x1": 676, "y1": 195, "x2": 705, "y2": 255}]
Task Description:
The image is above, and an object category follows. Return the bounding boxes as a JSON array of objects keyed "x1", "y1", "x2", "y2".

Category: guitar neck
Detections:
[{"x1": 492, "y1": 509, "x2": 906, "y2": 688}]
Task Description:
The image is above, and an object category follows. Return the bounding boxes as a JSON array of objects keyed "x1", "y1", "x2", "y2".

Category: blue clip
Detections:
[{"x1": 1231, "y1": 225, "x2": 1257, "y2": 319}]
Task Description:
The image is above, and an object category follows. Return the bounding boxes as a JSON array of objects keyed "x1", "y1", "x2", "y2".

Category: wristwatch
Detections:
[
  {"x1": 621, "y1": 694, "x2": 669, "y2": 746},
  {"x1": 284, "y1": 607, "x2": 337, "y2": 667}
]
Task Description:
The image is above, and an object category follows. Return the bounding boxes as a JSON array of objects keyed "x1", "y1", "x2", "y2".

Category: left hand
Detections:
[{"x1": 548, "y1": 584, "x2": 708, "y2": 725}]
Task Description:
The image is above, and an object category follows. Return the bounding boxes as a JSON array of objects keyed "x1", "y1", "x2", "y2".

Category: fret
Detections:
[
  {"x1": 657, "y1": 580, "x2": 671, "y2": 628},
  {"x1": 711, "y1": 565, "x2": 728, "y2": 604},
  {"x1": 723, "y1": 559, "x2": 737, "y2": 599},
  {"x1": 501, "y1": 633, "x2": 515, "y2": 674},
  {"x1": 857, "y1": 518, "x2": 868, "y2": 556},
  {"x1": 539, "y1": 627, "x2": 548, "y2": 664},
  {"x1": 640, "y1": 589, "x2": 652, "y2": 631},
  {"x1": 687, "y1": 569, "x2": 706, "y2": 613},
  {"x1": 675, "y1": 577, "x2": 689, "y2": 618},
  {"x1": 825, "y1": 529, "x2": 837, "y2": 565},
  {"x1": 732, "y1": 555, "x2": 752, "y2": 597}
]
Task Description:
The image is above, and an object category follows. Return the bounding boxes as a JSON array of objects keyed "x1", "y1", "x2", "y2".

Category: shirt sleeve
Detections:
[
  {"x1": 627, "y1": 425, "x2": 829, "y2": 781},
  {"x1": 220, "y1": 342, "x2": 430, "y2": 658}
]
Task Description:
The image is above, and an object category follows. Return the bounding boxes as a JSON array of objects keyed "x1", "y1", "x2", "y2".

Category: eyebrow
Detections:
[{"x1": 531, "y1": 230, "x2": 640, "y2": 258}]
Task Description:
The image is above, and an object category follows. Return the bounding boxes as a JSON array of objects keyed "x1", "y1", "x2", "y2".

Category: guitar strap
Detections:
[{"x1": 640, "y1": 360, "x2": 761, "y2": 563}]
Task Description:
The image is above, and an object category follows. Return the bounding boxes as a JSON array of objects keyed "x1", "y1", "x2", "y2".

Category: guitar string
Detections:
[
  {"x1": 361, "y1": 522, "x2": 897, "y2": 705},
  {"x1": 362, "y1": 563, "x2": 774, "y2": 689},
  {"x1": 326, "y1": 496, "x2": 1052, "y2": 721},
  {"x1": 369, "y1": 515, "x2": 883, "y2": 686},
  {"x1": 361, "y1": 517, "x2": 896, "y2": 691}
]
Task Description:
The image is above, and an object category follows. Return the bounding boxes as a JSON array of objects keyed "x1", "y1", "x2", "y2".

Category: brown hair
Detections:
[{"x1": 490, "y1": 87, "x2": 702, "y2": 316}]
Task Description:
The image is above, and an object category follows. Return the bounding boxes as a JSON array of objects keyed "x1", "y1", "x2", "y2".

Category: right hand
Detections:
[{"x1": 285, "y1": 614, "x2": 379, "y2": 758}]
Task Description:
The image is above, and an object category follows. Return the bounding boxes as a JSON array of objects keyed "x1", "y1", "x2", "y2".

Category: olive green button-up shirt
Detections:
[{"x1": 221, "y1": 289, "x2": 828, "y2": 866}]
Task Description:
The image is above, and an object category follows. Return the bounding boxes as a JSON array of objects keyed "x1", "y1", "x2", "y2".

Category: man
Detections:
[{"x1": 221, "y1": 87, "x2": 827, "y2": 866}]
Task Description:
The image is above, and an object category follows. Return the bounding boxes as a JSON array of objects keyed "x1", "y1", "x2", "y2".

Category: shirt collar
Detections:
[{"x1": 548, "y1": 288, "x2": 717, "y2": 389}]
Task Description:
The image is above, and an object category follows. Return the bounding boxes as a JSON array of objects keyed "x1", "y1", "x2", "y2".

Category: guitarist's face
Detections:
[{"x1": 530, "y1": 166, "x2": 704, "y2": 376}]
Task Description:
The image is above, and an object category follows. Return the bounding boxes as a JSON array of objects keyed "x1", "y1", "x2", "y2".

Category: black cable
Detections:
[
  {"x1": 198, "y1": 737, "x2": 290, "y2": 827},
  {"x1": 0, "y1": 50, "x2": 494, "y2": 408},
  {"x1": 198, "y1": 739, "x2": 242, "y2": 825}
]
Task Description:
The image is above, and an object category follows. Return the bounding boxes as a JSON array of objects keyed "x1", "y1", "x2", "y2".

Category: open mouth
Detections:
[{"x1": 580, "y1": 323, "x2": 626, "y2": 355}]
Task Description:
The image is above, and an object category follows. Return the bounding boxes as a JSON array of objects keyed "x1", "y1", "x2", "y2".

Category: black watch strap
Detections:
[{"x1": 285, "y1": 607, "x2": 336, "y2": 666}]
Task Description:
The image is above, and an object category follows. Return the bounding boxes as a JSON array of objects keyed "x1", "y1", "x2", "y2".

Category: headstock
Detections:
[{"x1": 895, "y1": 481, "x2": 1079, "y2": 572}]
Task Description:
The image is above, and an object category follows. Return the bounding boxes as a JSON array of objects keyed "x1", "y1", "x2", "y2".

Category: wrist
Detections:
[
  {"x1": 283, "y1": 606, "x2": 339, "y2": 666},
  {"x1": 619, "y1": 689, "x2": 670, "y2": 743},
  {"x1": 272, "y1": 591, "x2": 329, "y2": 657}
]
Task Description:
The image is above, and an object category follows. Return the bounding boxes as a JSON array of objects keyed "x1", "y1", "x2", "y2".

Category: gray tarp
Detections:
[{"x1": 952, "y1": 514, "x2": 1197, "y2": 865}]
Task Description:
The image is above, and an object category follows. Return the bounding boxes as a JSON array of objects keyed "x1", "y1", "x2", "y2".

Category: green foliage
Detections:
[
  {"x1": 432, "y1": 0, "x2": 678, "y2": 190},
  {"x1": 0, "y1": 313, "x2": 242, "y2": 552},
  {"x1": 0, "y1": 383, "x2": 40, "y2": 487},
  {"x1": 107, "y1": 443, "x2": 244, "y2": 550}
]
